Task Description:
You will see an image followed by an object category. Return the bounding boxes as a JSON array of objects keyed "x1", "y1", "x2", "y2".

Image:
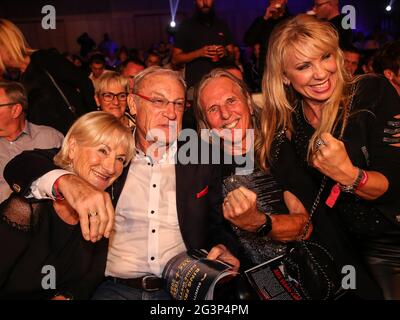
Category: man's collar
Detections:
[
  {"x1": 21, "y1": 120, "x2": 31, "y2": 137},
  {"x1": 134, "y1": 140, "x2": 178, "y2": 165},
  {"x1": 2, "y1": 119, "x2": 28, "y2": 142}
]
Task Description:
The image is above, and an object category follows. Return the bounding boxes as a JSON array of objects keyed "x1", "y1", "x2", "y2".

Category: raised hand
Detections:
[
  {"x1": 223, "y1": 186, "x2": 266, "y2": 232},
  {"x1": 311, "y1": 132, "x2": 358, "y2": 186}
]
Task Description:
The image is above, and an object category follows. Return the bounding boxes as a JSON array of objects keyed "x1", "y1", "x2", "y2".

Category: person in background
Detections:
[
  {"x1": 373, "y1": 40, "x2": 400, "y2": 96},
  {"x1": 311, "y1": 0, "x2": 353, "y2": 48},
  {"x1": 0, "y1": 81, "x2": 63, "y2": 203},
  {"x1": 0, "y1": 111, "x2": 134, "y2": 299},
  {"x1": 145, "y1": 51, "x2": 161, "y2": 68},
  {"x1": 119, "y1": 58, "x2": 145, "y2": 93},
  {"x1": 218, "y1": 61, "x2": 244, "y2": 80},
  {"x1": 343, "y1": 46, "x2": 361, "y2": 78},
  {"x1": 359, "y1": 49, "x2": 376, "y2": 74},
  {"x1": 0, "y1": 19, "x2": 97, "y2": 135},
  {"x1": 244, "y1": 0, "x2": 290, "y2": 77},
  {"x1": 173, "y1": 0, "x2": 234, "y2": 130},
  {"x1": 116, "y1": 46, "x2": 129, "y2": 66},
  {"x1": 94, "y1": 72, "x2": 135, "y2": 131},
  {"x1": 76, "y1": 32, "x2": 96, "y2": 60},
  {"x1": 89, "y1": 54, "x2": 112, "y2": 86},
  {"x1": 172, "y1": 0, "x2": 234, "y2": 90},
  {"x1": 373, "y1": 41, "x2": 400, "y2": 147}
]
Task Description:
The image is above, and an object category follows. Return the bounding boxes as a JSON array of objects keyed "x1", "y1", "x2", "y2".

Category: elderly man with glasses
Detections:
[
  {"x1": 3, "y1": 67, "x2": 240, "y2": 300},
  {"x1": 0, "y1": 81, "x2": 63, "y2": 203}
]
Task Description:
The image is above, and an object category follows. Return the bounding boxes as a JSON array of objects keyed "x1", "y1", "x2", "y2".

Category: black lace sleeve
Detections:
[
  {"x1": 0, "y1": 195, "x2": 41, "y2": 287},
  {"x1": 0, "y1": 194, "x2": 41, "y2": 232}
]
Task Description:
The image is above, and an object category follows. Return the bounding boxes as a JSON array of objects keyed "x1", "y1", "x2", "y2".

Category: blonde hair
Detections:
[
  {"x1": 54, "y1": 111, "x2": 134, "y2": 169},
  {"x1": 257, "y1": 14, "x2": 352, "y2": 172},
  {"x1": 0, "y1": 19, "x2": 33, "y2": 72},
  {"x1": 94, "y1": 71, "x2": 129, "y2": 95}
]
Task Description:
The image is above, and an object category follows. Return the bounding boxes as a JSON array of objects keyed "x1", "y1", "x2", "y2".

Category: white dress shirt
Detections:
[{"x1": 106, "y1": 142, "x2": 186, "y2": 278}]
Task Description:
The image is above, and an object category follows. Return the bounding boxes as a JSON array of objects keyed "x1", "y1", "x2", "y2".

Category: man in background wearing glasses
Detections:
[
  {"x1": 312, "y1": 0, "x2": 353, "y2": 48},
  {"x1": 0, "y1": 81, "x2": 63, "y2": 203}
]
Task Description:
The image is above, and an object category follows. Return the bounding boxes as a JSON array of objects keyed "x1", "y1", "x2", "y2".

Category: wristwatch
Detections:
[
  {"x1": 256, "y1": 213, "x2": 272, "y2": 237},
  {"x1": 339, "y1": 167, "x2": 365, "y2": 193}
]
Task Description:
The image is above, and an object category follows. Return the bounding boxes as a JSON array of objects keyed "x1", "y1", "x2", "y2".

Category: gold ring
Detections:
[{"x1": 88, "y1": 211, "x2": 98, "y2": 217}]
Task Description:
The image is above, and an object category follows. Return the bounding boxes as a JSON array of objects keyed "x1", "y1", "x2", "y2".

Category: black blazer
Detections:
[{"x1": 4, "y1": 147, "x2": 238, "y2": 255}]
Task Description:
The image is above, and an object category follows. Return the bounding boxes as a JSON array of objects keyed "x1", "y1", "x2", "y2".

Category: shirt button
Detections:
[
  {"x1": 153, "y1": 184, "x2": 156, "y2": 188},
  {"x1": 151, "y1": 257, "x2": 155, "y2": 261}
]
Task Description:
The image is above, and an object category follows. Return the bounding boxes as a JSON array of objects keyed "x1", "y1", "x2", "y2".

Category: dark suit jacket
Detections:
[{"x1": 4, "y1": 147, "x2": 238, "y2": 256}]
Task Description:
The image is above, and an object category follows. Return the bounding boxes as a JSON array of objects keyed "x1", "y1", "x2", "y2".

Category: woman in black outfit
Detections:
[
  {"x1": 0, "y1": 19, "x2": 96, "y2": 135},
  {"x1": 0, "y1": 112, "x2": 134, "y2": 299},
  {"x1": 259, "y1": 14, "x2": 400, "y2": 299},
  {"x1": 195, "y1": 69, "x2": 383, "y2": 300}
]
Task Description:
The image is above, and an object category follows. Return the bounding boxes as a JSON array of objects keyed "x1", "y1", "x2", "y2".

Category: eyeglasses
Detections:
[
  {"x1": 0, "y1": 101, "x2": 17, "y2": 108},
  {"x1": 135, "y1": 93, "x2": 186, "y2": 112},
  {"x1": 313, "y1": 1, "x2": 330, "y2": 8},
  {"x1": 100, "y1": 92, "x2": 128, "y2": 102}
]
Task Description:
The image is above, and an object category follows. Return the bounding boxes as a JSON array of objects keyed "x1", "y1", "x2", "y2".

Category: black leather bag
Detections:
[
  {"x1": 283, "y1": 239, "x2": 342, "y2": 300},
  {"x1": 280, "y1": 177, "x2": 343, "y2": 300}
]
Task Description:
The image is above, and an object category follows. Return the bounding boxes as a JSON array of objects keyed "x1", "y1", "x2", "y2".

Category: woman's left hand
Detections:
[{"x1": 311, "y1": 132, "x2": 359, "y2": 185}]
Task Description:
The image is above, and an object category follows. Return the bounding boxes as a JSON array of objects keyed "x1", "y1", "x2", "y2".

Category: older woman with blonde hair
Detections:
[
  {"x1": 0, "y1": 19, "x2": 96, "y2": 134},
  {"x1": 258, "y1": 14, "x2": 400, "y2": 299},
  {"x1": 94, "y1": 71, "x2": 136, "y2": 131},
  {"x1": 0, "y1": 111, "x2": 134, "y2": 299}
]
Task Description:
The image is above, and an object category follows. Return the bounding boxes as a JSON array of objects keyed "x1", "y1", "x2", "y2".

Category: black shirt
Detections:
[
  {"x1": 292, "y1": 76, "x2": 400, "y2": 232},
  {"x1": 244, "y1": 12, "x2": 291, "y2": 76},
  {"x1": 174, "y1": 13, "x2": 233, "y2": 88},
  {"x1": 328, "y1": 14, "x2": 353, "y2": 49},
  {"x1": 22, "y1": 49, "x2": 96, "y2": 135}
]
